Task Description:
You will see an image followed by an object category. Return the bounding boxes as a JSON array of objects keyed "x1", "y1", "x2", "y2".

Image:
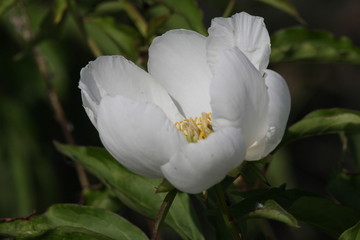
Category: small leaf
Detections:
[
  {"x1": 55, "y1": 143, "x2": 204, "y2": 240},
  {"x1": 282, "y1": 108, "x2": 360, "y2": 145},
  {"x1": 247, "y1": 200, "x2": 299, "y2": 227},
  {"x1": 53, "y1": 0, "x2": 67, "y2": 24},
  {"x1": 271, "y1": 27, "x2": 360, "y2": 64},
  {"x1": 0, "y1": 204, "x2": 148, "y2": 240},
  {"x1": 0, "y1": 0, "x2": 16, "y2": 16},
  {"x1": 258, "y1": 0, "x2": 305, "y2": 24},
  {"x1": 339, "y1": 221, "x2": 360, "y2": 240},
  {"x1": 154, "y1": 0, "x2": 206, "y2": 35}
]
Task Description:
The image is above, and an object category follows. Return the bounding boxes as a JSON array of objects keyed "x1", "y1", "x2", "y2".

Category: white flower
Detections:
[{"x1": 79, "y1": 12, "x2": 291, "y2": 194}]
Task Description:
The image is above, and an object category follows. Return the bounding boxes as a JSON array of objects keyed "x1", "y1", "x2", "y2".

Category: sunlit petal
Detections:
[
  {"x1": 148, "y1": 30, "x2": 212, "y2": 118},
  {"x1": 210, "y1": 47, "x2": 269, "y2": 148},
  {"x1": 79, "y1": 56, "x2": 183, "y2": 126},
  {"x1": 246, "y1": 70, "x2": 291, "y2": 160},
  {"x1": 161, "y1": 127, "x2": 245, "y2": 194},
  {"x1": 97, "y1": 95, "x2": 186, "y2": 178},
  {"x1": 207, "y1": 12, "x2": 270, "y2": 74}
]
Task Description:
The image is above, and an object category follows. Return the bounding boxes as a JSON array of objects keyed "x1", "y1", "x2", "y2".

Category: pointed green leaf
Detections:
[
  {"x1": 0, "y1": 0, "x2": 16, "y2": 16},
  {"x1": 0, "y1": 204, "x2": 148, "y2": 240},
  {"x1": 247, "y1": 200, "x2": 299, "y2": 227},
  {"x1": 258, "y1": 0, "x2": 305, "y2": 24},
  {"x1": 55, "y1": 143, "x2": 204, "y2": 240},
  {"x1": 282, "y1": 108, "x2": 360, "y2": 145},
  {"x1": 339, "y1": 221, "x2": 360, "y2": 240},
  {"x1": 53, "y1": 0, "x2": 67, "y2": 24},
  {"x1": 154, "y1": 0, "x2": 206, "y2": 35},
  {"x1": 271, "y1": 27, "x2": 360, "y2": 64}
]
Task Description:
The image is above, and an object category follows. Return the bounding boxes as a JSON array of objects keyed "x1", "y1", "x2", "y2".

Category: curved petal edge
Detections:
[{"x1": 161, "y1": 127, "x2": 246, "y2": 194}]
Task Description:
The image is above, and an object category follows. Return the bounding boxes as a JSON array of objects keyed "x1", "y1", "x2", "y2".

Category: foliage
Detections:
[{"x1": 1, "y1": 0, "x2": 360, "y2": 239}]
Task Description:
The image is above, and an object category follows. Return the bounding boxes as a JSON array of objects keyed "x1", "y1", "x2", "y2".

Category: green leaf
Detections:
[
  {"x1": 120, "y1": 0, "x2": 148, "y2": 37},
  {"x1": 94, "y1": 1, "x2": 126, "y2": 15},
  {"x1": 271, "y1": 27, "x2": 360, "y2": 64},
  {"x1": 53, "y1": 0, "x2": 68, "y2": 24},
  {"x1": 347, "y1": 132, "x2": 360, "y2": 169},
  {"x1": 288, "y1": 196, "x2": 360, "y2": 238},
  {"x1": 339, "y1": 221, "x2": 360, "y2": 240},
  {"x1": 327, "y1": 173, "x2": 360, "y2": 210},
  {"x1": 258, "y1": 0, "x2": 305, "y2": 24},
  {"x1": 230, "y1": 186, "x2": 360, "y2": 237},
  {"x1": 282, "y1": 108, "x2": 360, "y2": 145},
  {"x1": 154, "y1": 0, "x2": 206, "y2": 35},
  {"x1": 246, "y1": 200, "x2": 299, "y2": 227},
  {"x1": 230, "y1": 187, "x2": 299, "y2": 228},
  {"x1": 147, "y1": 13, "x2": 171, "y2": 38},
  {"x1": 19, "y1": 227, "x2": 113, "y2": 240},
  {"x1": 86, "y1": 17, "x2": 140, "y2": 60},
  {"x1": 55, "y1": 143, "x2": 204, "y2": 240},
  {"x1": 83, "y1": 188, "x2": 123, "y2": 212},
  {"x1": 0, "y1": 204, "x2": 148, "y2": 240},
  {"x1": 0, "y1": 0, "x2": 16, "y2": 16}
]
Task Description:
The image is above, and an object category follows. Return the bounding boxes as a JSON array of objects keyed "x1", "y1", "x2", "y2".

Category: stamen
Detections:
[{"x1": 174, "y1": 112, "x2": 213, "y2": 142}]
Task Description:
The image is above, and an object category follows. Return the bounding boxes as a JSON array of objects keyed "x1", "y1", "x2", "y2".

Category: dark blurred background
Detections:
[{"x1": 1, "y1": 0, "x2": 359, "y2": 239}]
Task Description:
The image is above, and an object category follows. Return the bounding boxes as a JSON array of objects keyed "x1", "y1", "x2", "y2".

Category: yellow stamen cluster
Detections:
[{"x1": 174, "y1": 112, "x2": 213, "y2": 142}]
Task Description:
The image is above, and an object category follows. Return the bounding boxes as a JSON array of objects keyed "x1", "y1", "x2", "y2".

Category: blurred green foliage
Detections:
[{"x1": 1, "y1": 0, "x2": 360, "y2": 239}]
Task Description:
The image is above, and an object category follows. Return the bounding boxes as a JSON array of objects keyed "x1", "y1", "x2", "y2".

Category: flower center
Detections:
[{"x1": 175, "y1": 112, "x2": 213, "y2": 142}]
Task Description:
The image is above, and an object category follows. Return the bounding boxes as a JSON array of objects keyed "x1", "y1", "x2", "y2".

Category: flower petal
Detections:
[
  {"x1": 207, "y1": 12, "x2": 270, "y2": 74},
  {"x1": 210, "y1": 47, "x2": 269, "y2": 148},
  {"x1": 79, "y1": 55, "x2": 183, "y2": 127},
  {"x1": 97, "y1": 95, "x2": 186, "y2": 178},
  {"x1": 161, "y1": 127, "x2": 245, "y2": 194},
  {"x1": 245, "y1": 70, "x2": 291, "y2": 160},
  {"x1": 148, "y1": 30, "x2": 212, "y2": 118}
]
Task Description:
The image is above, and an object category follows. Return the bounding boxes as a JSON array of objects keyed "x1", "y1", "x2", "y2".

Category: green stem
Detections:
[
  {"x1": 215, "y1": 184, "x2": 242, "y2": 240},
  {"x1": 151, "y1": 189, "x2": 177, "y2": 240}
]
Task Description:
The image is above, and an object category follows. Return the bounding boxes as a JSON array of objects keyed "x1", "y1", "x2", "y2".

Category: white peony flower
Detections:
[{"x1": 79, "y1": 12, "x2": 291, "y2": 194}]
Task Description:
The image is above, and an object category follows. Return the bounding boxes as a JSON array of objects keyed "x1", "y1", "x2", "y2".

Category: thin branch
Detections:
[
  {"x1": 0, "y1": 210, "x2": 36, "y2": 222},
  {"x1": 12, "y1": 1, "x2": 90, "y2": 189},
  {"x1": 151, "y1": 189, "x2": 177, "y2": 240}
]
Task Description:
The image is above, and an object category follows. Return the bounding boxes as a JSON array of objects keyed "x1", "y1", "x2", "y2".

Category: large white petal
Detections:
[
  {"x1": 161, "y1": 127, "x2": 245, "y2": 194},
  {"x1": 207, "y1": 12, "x2": 270, "y2": 74},
  {"x1": 148, "y1": 30, "x2": 212, "y2": 118},
  {"x1": 79, "y1": 56, "x2": 183, "y2": 127},
  {"x1": 245, "y1": 70, "x2": 291, "y2": 160},
  {"x1": 210, "y1": 47, "x2": 269, "y2": 148},
  {"x1": 97, "y1": 95, "x2": 186, "y2": 178}
]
